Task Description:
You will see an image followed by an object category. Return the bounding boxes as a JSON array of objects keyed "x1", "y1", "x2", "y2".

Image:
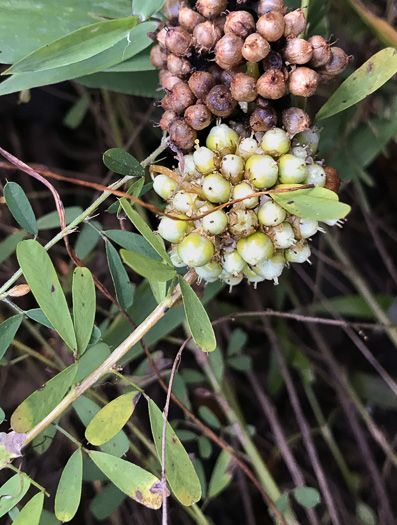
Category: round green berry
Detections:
[
  {"x1": 237, "y1": 137, "x2": 259, "y2": 160},
  {"x1": 171, "y1": 191, "x2": 198, "y2": 213},
  {"x1": 245, "y1": 154, "x2": 278, "y2": 189},
  {"x1": 178, "y1": 233, "x2": 214, "y2": 267},
  {"x1": 278, "y1": 154, "x2": 308, "y2": 184},
  {"x1": 153, "y1": 174, "x2": 178, "y2": 200},
  {"x1": 222, "y1": 250, "x2": 246, "y2": 276},
  {"x1": 220, "y1": 271, "x2": 243, "y2": 287},
  {"x1": 271, "y1": 221, "x2": 295, "y2": 249},
  {"x1": 232, "y1": 182, "x2": 259, "y2": 209},
  {"x1": 261, "y1": 128, "x2": 290, "y2": 157},
  {"x1": 252, "y1": 253, "x2": 285, "y2": 283},
  {"x1": 257, "y1": 199, "x2": 286, "y2": 226},
  {"x1": 158, "y1": 214, "x2": 190, "y2": 243},
  {"x1": 228, "y1": 209, "x2": 258, "y2": 236},
  {"x1": 221, "y1": 154, "x2": 245, "y2": 183},
  {"x1": 285, "y1": 242, "x2": 311, "y2": 263},
  {"x1": 202, "y1": 173, "x2": 231, "y2": 203},
  {"x1": 306, "y1": 164, "x2": 326, "y2": 187},
  {"x1": 195, "y1": 261, "x2": 222, "y2": 283},
  {"x1": 170, "y1": 246, "x2": 186, "y2": 268},
  {"x1": 193, "y1": 146, "x2": 217, "y2": 174},
  {"x1": 202, "y1": 208, "x2": 228, "y2": 235},
  {"x1": 237, "y1": 232, "x2": 274, "y2": 266},
  {"x1": 206, "y1": 124, "x2": 239, "y2": 155}
]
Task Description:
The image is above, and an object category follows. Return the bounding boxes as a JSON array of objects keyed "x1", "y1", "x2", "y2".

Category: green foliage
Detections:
[
  {"x1": 4, "y1": 182, "x2": 38, "y2": 235},
  {"x1": 36, "y1": 207, "x2": 83, "y2": 230},
  {"x1": 55, "y1": 449, "x2": 83, "y2": 522},
  {"x1": 12, "y1": 492, "x2": 44, "y2": 525},
  {"x1": 72, "y1": 267, "x2": 96, "y2": 355},
  {"x1": 63, "y1": 95, "x2": 90, "y2": 129},
  {"x1": 106, "y1": 241, "x2": 135, "y2": 310},
  {"x1": 293, "y1": 487, "x2": 321, "y2": 508},
  {"x1": 208, "y1": 450, "x2": 235, "y2": 498},
  {"x1": 0, "y1": 315, "x2": 23, "y2": 360},
  {"x1": 0, "y1": 230, "x2": 27, "y2": 264},
  {"x1": 0, "y1": 474, "x2": 30, "y2": 518},
  {"x1": 121, "y1": 249, "x2": 176, "y2": 281},
  {"x1": 105, "y1": 229, "x2": 160, "y2": 259},
  {"x1": 133, "y1": 0, "x2": 166, "y2": 19},
  {"x1": 103, "y1": 149, "x2": 144, "y2": 177}
]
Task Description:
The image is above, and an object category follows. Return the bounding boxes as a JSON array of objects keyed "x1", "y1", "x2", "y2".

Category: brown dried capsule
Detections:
[
  {"x1": 320, "y1": 47, "x2": 349, "y2": 75},
  {"x1": 308, "y1": 35, "x2": 332, "y2": 68},
  {"x1": 283, "y1": 38, "x2": 313, "y2": 65},
  {"x1": 257, "y1": 0, "x2": 287, "y2": 16},
  {"x1": 184, "y1": 103, "x2": 212, "y2": 130},
  {"x1": 283, "y1": 9, "x2": 306, "y2": 39},
  {"x1": 196, "y1": 0, "x2": 227, "y2": 18},
  {"x1": 159, "y1": 110, "x2": 179, "y2": 131},
  {"x1": 213, "y1": 15, "x2": 226, "y2": 32},
  {"x1": 188, "y1": 71, "x2": 216, "y2": 100},
  {"x1": 193, "y1": 21, "x2": 222, "y2": 53},
  {"x1": 224, "y1": 11, "x2": 256, "y2": 39},
  {"x1": 263, "y1": 51, "x2": 283, "y2": 70},
  {"x1": 230, "y1": 73, "x2": 257, "y2": 102},
  {"x1": 288, "y1": 67, "x2": 319, "y2": 97},
  {"x1": 178, "y1": 7, "x2": 205, "y2": 32},
  {"x1": 207, "y1": 64, "x2": 224, "y2": 83},
  {"x1": 256, "y1": 69, "x2": 286, "y2": 99},
  {"x1": 242, "y1": 33, "x2": 270, "y2": 62},
  {"x1": 282, "y1": 107, "x2": 310, "y2": 135},
  {"x1": 159, "y1": 69, "x2": 180, "y2": 91},
  {"x1": 250, "y1": 106, "x2": 277, "y2": 131},
  {"x1": 205, "y1": 85, "x2": 238, "y2": 117},
  {"x1": 214, "y1": 34, "x2": 244, "y2": 70},
  {"x1": 256, "y1": 11, "x2": 285, "y2": 42},
  {"x1": 221, "y1": 68, "x2": 240, "y2": 88},
  {"x1": 169, "y1": 119, "x2": 197, "y2": 150},
  {"x1": 167, "y1": 54, "x2": 191, "y2": 77},
  {"x1": 162, "y1": 81, "x2": 196, "y2": 114},
  {"x1": 150, "y1": 45, "x2": 168, "y2": 69},
  {"x1": 165, "y1": 27, "x2": 192, "y2": 56},
  {"x1": 157, "y1": 27, "x2": 168, "y2": 49},
  {"x1": 324, "y1": 166, "x2": 341, "y2": 194}
]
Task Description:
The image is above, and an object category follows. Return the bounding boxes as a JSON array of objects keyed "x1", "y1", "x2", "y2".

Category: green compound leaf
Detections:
[
  {"x1": 72, "y1": 267, "x2": 96, "y2": 356},
  {"x1": 13, "y1": 492, "x2": 44, "y2": 525},
  {"x1": 11, "y1": 364, "x2": 77, "y2": 433},
  {"x1": 121, "y1": 250, "x2": 177, "y2": 282},
  {"x1": 16, "y1": 240, "x2": 77, "y2": 351},
  {"x1": 89, "y1": 451, "x2": 163, "y2": 509},
  {"x1": 179, "y1": 277, "x2": 216, "y2": 353},
  {"x1": 103, "y1": 149, "x2": 144, "y2": 177},
  {"x1": 132, "y1": 0, "x2": 166, "y2": 19},
  {"x1": 120, "y1": 200, "x2": 172, "y2": 264},
  {"x1": 106, "y1": 241, "x2": 134, "y2": 310},
  {"x1": 293, "y1": 486, "x2": 321, "y2": 509},
  {"x1": 148, "y1": 399, "x2": 202, "y2": 506},
  {"x1": 0, "y1": 315, "x2": 23, "y2": 360},
  {"x1": 55, "y1": 449, "x2": 83, "y2": 522},
  {"x1": 4, "y1": 182, "x2": 37, "y2": 235},
  {"x1": 208, "y1": 450, "x2": 235, "y2": 498},
  {"x1": 0, "y1": 474, "x2": 30, "y2": 518},
  {"x1": 5, "y1": 17, "x2": 139, "y2": 74},
  {"x1": 272, "y1": 186, "x2": 351, "y2": 221},
  {"x1": 85, "y1": 391, "x2": 141, "y2": 446},
  {"x1": 316, "y1": 48, "x2": 397, "y2": 121}
]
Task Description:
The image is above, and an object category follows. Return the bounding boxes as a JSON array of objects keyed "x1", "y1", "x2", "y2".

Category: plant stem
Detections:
[{"x1": 7, "y1": 464, "x2": 49, "y2": 496}]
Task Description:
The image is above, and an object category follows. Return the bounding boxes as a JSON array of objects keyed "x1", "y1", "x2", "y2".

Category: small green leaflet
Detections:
[
  {"x1": 208, "y1": 450, "x2": 235, "y2": 498},
  {"x1": 85, "y1": 391, "x2": 140, "y2": 445},
  {"x1": 0, "y1": 409, "x2": 4, "y2": 424},
  {"x1": 133, "y1": 0, "x2": 166, "y2": 19},
  {"x1": 105, "y1": 241, "x2": 134, "y2": 310},
  {"x1": 103, "y1": 149, "x2": 144, "y2": 177},
  {"x1": 89, "y1": 451, "x2": 163, "y2": 509},
  {"x1": 5, "y1": 17, "x2": 139, "y2": 74},
  {"x1": 293, "y1": 487, "x2": 321, "y2": 509},
  {"x1": 4, "y1": 182, "x2": 37, "y2": 235},
  {"x1": 179, "y1": 277, "x2": 216, "y2": 353},
  {"x1": 0, "y1": 474, "x2": 30, "y2": 518},
  {"x1": 121, "y1": 250, "x2": 177, "y2": 282},
  {"x1": 316, "y1": 48, "x2": 397, "y2": 121},
  {"x1": 72, "y1": 267, "x2": 96, "y2": 356},
  {"x1": 90, "y1": 483, "x2": 126, "y2": 520},
  {"x1": 120, "y1": 200, "x2": 172, "y2": 264},
  {"x1": 0, "y1": 315, "x2": 23, "y2": 360},
  {"x1": 36, "y1": 207, "x2": 83, "y2": 230},
  {"x1": 55, "y1": 449, "x2": 83, "y2": 522},
  {"x1": 272, "y1": 186, "x2": 351, "y2": 221},
  {"x1": 148, "y1": 399, "x2": 202, "y2": 506},
  {"x1": 0, "y1": 230, "x2": 26, "y2": 264},
  {"x1": 16, "y1": 240, "x2": 77, "y2": 351},
  {"x1": 11, "y1": 364, "x2": 77, "y2": 433},
  {"x1": 149, "y1": 280, "x2": 167, "y2": 304},
  {"x1": 12, "y1": 492, "x2": 44, "y2": 525},
  {"x1": 63, "y1": 95, "x2": 90, "y2": 129},
  {"x1": 105, "y1": 230, "x2": 160, "y2": 260}
]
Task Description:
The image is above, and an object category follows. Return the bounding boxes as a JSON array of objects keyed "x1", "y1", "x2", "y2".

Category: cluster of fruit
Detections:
[
  {"x1": 150, "y1": 0, "x2": 349, "y2": 150},
  {"x1": 151, "y1": 123, "x2": 340, "y2": 288}
]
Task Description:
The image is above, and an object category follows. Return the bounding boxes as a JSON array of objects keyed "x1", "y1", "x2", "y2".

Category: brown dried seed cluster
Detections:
[{"x1": 151, "y1": 0, "x2": 349, "y2": 150}]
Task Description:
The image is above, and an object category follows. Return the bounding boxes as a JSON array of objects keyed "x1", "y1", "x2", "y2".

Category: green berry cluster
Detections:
[{"x1": 153, "y1": 122, "x2": 338, "y2": 288}]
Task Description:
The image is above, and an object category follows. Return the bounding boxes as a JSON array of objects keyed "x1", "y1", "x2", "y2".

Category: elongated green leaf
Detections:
[
  {"x1": 106, "y1": 241, "x2": 134, "y2": 310},
  {"x1": 90, "y1": 483, "x2": 126, "y2": 520},
  {"x1": 36, "y1": 207, "x2": 83, "y2": 230},
  {"x1": 72, "y1": 267, "x2": 96, "y2": 356},
  {"x1": 105, "y1": 230, "x2": 160, "y2": 260},
  {"x1": 0, "y1": 474, "x2": 30, "y2": 518},
  {"x1": 149, "y1": 280, "x2": 167, "y2": 304},
  {"x1": 77, "y1": 70, "x2": 161, "y2": 98},
  {"x1": 179, "y1": 277, "x2": 216, "y2": 353},
  {"x1": 17, "y1": 240, "x2": 77, "y2": 351},
  {"x1": 4, "y1": 182, "x2": 37, "y2": 235},
  {"x1": 121, "y1": 250, "x2": 176, "y2": 282},
  {"x1": 108, "y1": 177, "x2": 145, "y2": 214},
  {"x1": 13, "y1": 493, "x2": 44, "y2": 525},
  {"x1": 75, "y1": 343, "x2": 110, "y2": 383},
  {"x1": 106, "y1": 48, "x2": 154, "y2": 72},
  {"x1": 346, "y1": 0, "x2": 397, "y2": 47},
  {"x1": 55, "y1": 449, "x2": 83, "y2": 522},
  {"x1": 5, "y1": 17, "x2": 139, "y2": 74},
  {"x1": 0, "y1": 409, "x2": 4, "y2": 425},
  {"x1": 0, "y1": 315, "x2": 23, "y2": 360},
  {"x1": 86, "y1": 391, "x2": 140, "y2": 445},
  {"x1": 208, "y1": 450, "x2": 235, "y2": 498},
  {"x1": 73, "y1": 396, "x2": 129, "y2": 457},
  {"x1": 26, "y1": 309, "x2": 53, "y2": 329},
  {"x1": 89, "y1": 451, "x2": 163, "y2": 509},
  {"x1": 11, "y1": 364, "x2": 77, "y2": 433},
  {"x1": 103, "y1": 149, "x2": 144, "y2": 177},
  {"x1": 316, "y1": 48, "x2": 397, "y2": 121},
  {"x1": 272, "y1": 186, "x2": 351, "y2": 221},
  {"x1": 38, "y1": 510, "x2": 60, "y2": 525},
  {"x1": 148, "y1": 399, "x2": 202, "y2": 506},
  {"x1": 74, "y1": 220, "x2": 101, "y2": 260},
  {"x1": 0, "y1": 22, "x2": 156, "y2": 97},
  {"x1": 133, "y1": 0, "x2": 166, "y2": 19},
  {"x1": 0, "y1": 230, "x2": 26, "y2": 264},
  {"x1": 120, "y1": 200, "x2": 172, "y2": 264},
  {"x1": 63, "y1": 95, "x2": 90, "y2": 129}
]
